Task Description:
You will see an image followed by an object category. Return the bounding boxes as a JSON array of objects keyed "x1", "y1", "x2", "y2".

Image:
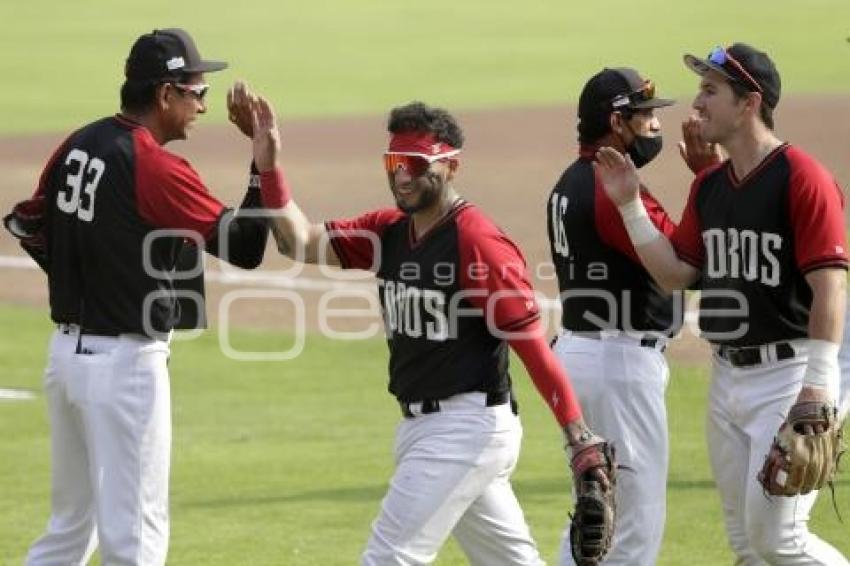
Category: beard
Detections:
[{"x1": 393, "y1": 173, "x2": 443, "y2": 214}]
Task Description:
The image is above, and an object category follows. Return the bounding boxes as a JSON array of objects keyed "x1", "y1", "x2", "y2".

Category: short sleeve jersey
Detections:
[
  {"x1": 670, "y1": 144, "x2": 848, "y2": 346},
  {"x1": 326, "y1": 200, "x2": 539, "y2": 402},
  {"x1": 40, "y1": 115, "x2": 227, "y2": 335},
  {"x1": 547, "y1": 152, "x2": 683, "y2": 336}
]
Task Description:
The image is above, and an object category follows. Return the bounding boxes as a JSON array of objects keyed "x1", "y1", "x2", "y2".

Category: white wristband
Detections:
[
  {"x1": 618, "y1": 198, "x2": 661, "y2": 247},
  {"x1": 803, "y1": 339, "x2": 840, "y2": 401}
]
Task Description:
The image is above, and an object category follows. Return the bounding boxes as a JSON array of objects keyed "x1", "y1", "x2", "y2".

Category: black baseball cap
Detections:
[
  {"x1": 125, "y1": 28, "x2": 227, "y2": 82},
  {"x1": 683, "y1": 43, "x2": 781, "y2": 109},
  {"x1": 578, "y1": 67, "x2": 674, "y2": 121}
]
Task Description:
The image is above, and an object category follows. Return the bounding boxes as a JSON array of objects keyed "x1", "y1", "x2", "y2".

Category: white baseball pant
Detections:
[
  {"x1": 26, "y1": 328, "x2": 171, "y2": 566},
  {"x1": 707, "y1": 341, "x2": 847, "y2": 565},
  {"x1": 361, "y1": 391, "x2": 544, "y2": 565},
  {"x1": 552, "y1": 332, "x2": 669, "y2": 566}
]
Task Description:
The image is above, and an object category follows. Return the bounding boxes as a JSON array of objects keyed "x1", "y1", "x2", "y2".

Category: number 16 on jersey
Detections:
[{"x1": 550, "y1": 194, "x2": 570, "y2": 258}]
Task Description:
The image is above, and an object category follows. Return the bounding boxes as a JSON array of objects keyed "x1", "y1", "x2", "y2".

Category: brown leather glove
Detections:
[
  {"x1": 758, "y1": 401, "x2": 844, "y2": 496},
  {"x1": 569, "y1": 440, "x2": 616, "y2": 565}
]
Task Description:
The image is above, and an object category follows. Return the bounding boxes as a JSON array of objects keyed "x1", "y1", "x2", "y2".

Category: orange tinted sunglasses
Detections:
[{"x1": 383, "y1": 153, "x2": 454, "y2": 177}]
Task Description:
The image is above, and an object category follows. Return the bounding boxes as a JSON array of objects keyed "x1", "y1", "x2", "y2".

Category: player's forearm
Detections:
[
  {"x1": 267, "y1": 203, "x2": 311, "y2": 260},
  {"x1": 800, "y1": 269, "x2": 847, "y2": 400},
  {"x1": 806, "y1": 268, "x2": 847, "y2": 344},
  {"x1": 619, "y1": 198, "x2": 699, "y2": 293},
  {"x1": 634, "y1": 238, "x2": 699, "y2": 293},
  {"x1": 507, "y1": 322, "x2": 582, "y2": 427},
  {"x1": 257, "y1": 168, "x2": 307, "y2": 261}
]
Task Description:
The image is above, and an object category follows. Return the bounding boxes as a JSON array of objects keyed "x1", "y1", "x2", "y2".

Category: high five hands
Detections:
[
  {"x1": 226, "y1": 80, "x2": 281, "y2": 173},
  {"x1": 227, "y1": 80, "x2": 257, "y2": 138}
]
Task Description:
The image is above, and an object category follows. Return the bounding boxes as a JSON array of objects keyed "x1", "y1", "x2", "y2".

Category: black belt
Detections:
[
  {"x1": 399, "y1": 390, "x2": 517, "y2": 419},
  {"x1": 557, "y1": 331, "x2": 667, "y2": 353},
  {"x1": 57, "y1": 323, "x2": 121, "y2": 337},
  {"x1": 639, "y1": 337, "x2": 664, "y2": 350},
  {"x1": 716, "y1": 342, "x2": 796, "y2": 368}
]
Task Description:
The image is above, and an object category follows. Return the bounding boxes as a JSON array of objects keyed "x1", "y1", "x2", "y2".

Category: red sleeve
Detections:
[
  {"x1": 508, "y1": 320, "x2": 582, "y2": 426},
  {"x1": 456, "y1": 207, "x2": 579, "y2": 425},
  {"x1": 325, "y1": 208, "x2": 405, "y2": 271},
  {"x1": 134, "y1": 131, "x2": 225, "y2": 241},
  {"x1": 670, "y1": 168, "x2": 717, "y2": 267},
  {"x1": 457, "y1": 210, "x2": 539, "y2": 331},
  {"x1": 595, "y1": 177, "x2": 677, "y2": 263},
  {"x1": 785, "y1": 146, "x2": 849, "y2": 273}
]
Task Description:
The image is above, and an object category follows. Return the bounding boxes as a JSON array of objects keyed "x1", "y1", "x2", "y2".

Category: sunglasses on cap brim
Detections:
[
  {"x1": 610, "y1": 79, "x2": 657, "y2": 109},
  {"x1": 383, "y1": 151, "x2": 460, "y2": 177},
  {"x1": 705, "y1": 47, "x2": 763, "y2": 93}
]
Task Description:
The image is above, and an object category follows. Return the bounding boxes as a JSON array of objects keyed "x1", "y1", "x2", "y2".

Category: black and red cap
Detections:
[
  {"x1": 125, "y1": 28, "x2": 227, "y2": 82},
  {"x1": 683, "y1": 43, "x2": 781, "y2": 109},
  {"x1": 578, "y1": 67, "x2": 674, "y2": 120}
]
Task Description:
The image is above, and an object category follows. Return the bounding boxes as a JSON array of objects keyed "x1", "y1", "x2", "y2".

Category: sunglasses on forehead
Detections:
[
  {"x1": 707, "y1": 47, "x2": 763, "y2": 93},
  {"x1": 610, "y1": 80, "x2": 656, "y2": 110},
  {"x1": 171, "y1": 82, "x2": 210, "y2": 101},
  {"x1": 383, "y1": 152, "x2": 459, "y2": 177}
]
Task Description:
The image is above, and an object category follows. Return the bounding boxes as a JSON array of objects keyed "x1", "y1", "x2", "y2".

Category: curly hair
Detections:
[{"x1": 387, "y1": 102, "x2": 465, "y2": 148}]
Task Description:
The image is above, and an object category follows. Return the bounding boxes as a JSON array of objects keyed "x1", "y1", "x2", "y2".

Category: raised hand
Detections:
[
  {"x1": 227, "y1": 80, "x2": 257, "y2": 138},
  {"x1": 593, "y1": 147, "x2": 641, "y2": 206},
  {"x1": 678, "y1": 116, "x2": 723, "y2": 174},
  {"x1": 251, "y1": 95, "x2": 281, "y2": 173}
]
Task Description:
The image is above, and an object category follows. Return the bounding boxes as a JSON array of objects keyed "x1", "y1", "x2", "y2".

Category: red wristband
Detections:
[{"x1": 259, "y1": 168, "x2": 291, "y2": 209}]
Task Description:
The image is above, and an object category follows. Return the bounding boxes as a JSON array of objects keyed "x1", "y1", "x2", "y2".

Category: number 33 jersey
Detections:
[{"x1": 39, "y1": 115, "x2": 227, "y2": 336}]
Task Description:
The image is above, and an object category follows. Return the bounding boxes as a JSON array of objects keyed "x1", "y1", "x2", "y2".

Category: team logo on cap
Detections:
[{"x1": 166, "y1": 56, "x2": 186, "y2": 71}]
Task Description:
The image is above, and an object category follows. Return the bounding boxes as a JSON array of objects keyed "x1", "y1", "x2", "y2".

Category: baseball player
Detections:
[
  {"x1": 547, "y1": 67, "x2": 682, "y2": 565},
  {"x1": 595, "y1": 43, "x2": 848, "y2": 564},
  {"x1": 245, "y1": 98, "x2": 616, "y2": 564},
  {"x1": 3, "y1": 29, "x2": 270, "y2": 565}
]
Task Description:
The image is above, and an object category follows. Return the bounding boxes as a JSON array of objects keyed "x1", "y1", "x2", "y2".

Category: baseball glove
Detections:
[
  {"x1": 569, "y1": 440, "x2": 616, "y2": 565},
  {"x1": 758, "y1": 401, "x2": 844, "y2": 496},
  {"x1": 4, "y1": 197, "x2": 49, "y2": 271}
]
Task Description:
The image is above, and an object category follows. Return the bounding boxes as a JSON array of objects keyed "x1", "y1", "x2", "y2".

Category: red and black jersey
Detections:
[
  {"x1": 38, "y1": 115, "x2": 232, "y2": 336},
  {"x1": 327, "y1": 201, "x2": 540, "y2": 402},
  {"x1": 671, "y1": 144, "x2": 848, "y2": 346},
  {"x1": 547, "y1": 151, "x2": 683, "y2": 336}
]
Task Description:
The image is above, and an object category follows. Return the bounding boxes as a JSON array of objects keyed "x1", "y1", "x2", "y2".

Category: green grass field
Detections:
[
  {"x1": 2, "y1": 303, "x2": 849, "y2": 564},
  {"x1": 0, "y1": 0, "x2": 848, "y2": 133}
]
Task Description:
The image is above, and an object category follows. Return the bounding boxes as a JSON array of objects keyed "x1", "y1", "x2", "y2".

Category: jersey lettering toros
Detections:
[
  {"x1": 327, "y1": 201, "x2": 539, "y2": 402},
  {"x1": 39, "y1": 115, "x2": 226, "y2": 336},
  {"x1": 672, "y1": 144, "x2": 848, "y2": 346},
  {"x1": 548, "y1": 154, "x2": 683, "y2": 336}
]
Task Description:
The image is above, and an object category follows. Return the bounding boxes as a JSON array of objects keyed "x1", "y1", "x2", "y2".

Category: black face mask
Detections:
[{"x1": 622, "y1": 121, "x2": 663, "y2": 168}]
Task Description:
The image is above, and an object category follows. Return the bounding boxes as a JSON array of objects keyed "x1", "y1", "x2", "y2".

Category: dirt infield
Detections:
[{"x1": 1, "y1": 96, "x2": 848, "y2": 362}]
